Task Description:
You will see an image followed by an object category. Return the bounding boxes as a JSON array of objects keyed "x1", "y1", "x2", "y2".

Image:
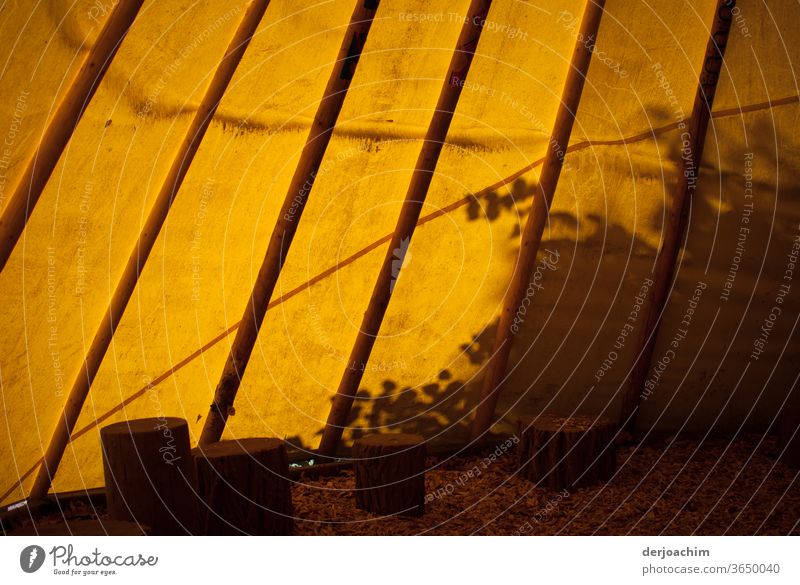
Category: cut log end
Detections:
[
  {"x1": 352, "y1": 433, "x2": 427, "y2": 517},
  {"x1": 101, "y1": 417, "x2": 187, "y2": 438},
  {"x1": 194, "y1": 437, "x2": 284, "y2": 459},
  {"x1": 193, "y1": 438, "x2": 293, "y2": 535},
  {"x1": 518, "y1": 415, "x2": 617, "y2": 491}
]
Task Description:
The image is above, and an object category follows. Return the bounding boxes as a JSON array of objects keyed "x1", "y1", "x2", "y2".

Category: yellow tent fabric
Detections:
[{"x1": 1, "y1": 0, "x2": 798, "y2": 504}]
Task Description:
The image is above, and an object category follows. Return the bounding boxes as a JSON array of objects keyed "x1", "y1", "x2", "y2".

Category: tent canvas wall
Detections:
[{"x1": 0, "y1": 0, "x2": 798, "y2": 507}]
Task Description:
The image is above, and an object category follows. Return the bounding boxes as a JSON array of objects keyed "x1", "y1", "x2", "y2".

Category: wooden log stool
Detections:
[
  {"x1": 100, "y1": 418, "x2": 196, "y2": 535},
  {"x1": 517, "y1": 415, "x2": 617, "y2": 490},
  {"x1": 193, "y1": 438, "x2": 293, "y2": 535},
  {"x1": 352, "y1": 433, "x2": 426, "y2": 517}
]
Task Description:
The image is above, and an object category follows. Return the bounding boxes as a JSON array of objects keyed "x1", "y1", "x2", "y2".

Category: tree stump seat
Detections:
[
  {"x1": 193, "y1": 438, "x2": 293, "y2": 535},
  {"x1": 100, "y1": 417, "x2": 196, "y2": 535},
  {"x1": 517, "y1": 414, "x2": 617, "y2": 490},
  {"x1": 352, "y1": 433, "x2": 427, "y2": 517}
]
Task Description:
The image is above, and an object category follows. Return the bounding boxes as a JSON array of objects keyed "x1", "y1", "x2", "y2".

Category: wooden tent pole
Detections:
[
  {"x1": 469, "y1": 0, "x2": 605, "y2": 442},
  {"x1": 198, "y1": 0, "x2": 381, "y2": 445},
  {"x1": 317, "y1": 0, "x2": 493, "y2": 458},
  {"x1": 621, "y1": 0, "x2": 735, "y2": 431},
  {"x1": 0, "y1": 0, "x2": 145, "y2": 274},
  {"x1": 28, "y1": 0, "x2": 271, "y2": 501}
]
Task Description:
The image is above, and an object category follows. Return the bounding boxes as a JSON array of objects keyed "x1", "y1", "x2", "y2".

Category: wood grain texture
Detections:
[
  {"x1": 518, "y1": 415, "x2": 616, "y2": 490},
  {"x1": 193, "y1": 438, "x2": 293, "y2": 535},
  {"x1": 100, "y1": 417, "x2": 196, "y2": 535},
  {"x1": 353, "y1": 433, "x2": 426, "y2": 517}
]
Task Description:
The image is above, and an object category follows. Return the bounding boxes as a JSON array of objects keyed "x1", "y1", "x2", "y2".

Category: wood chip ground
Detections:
[
  {"x1": 7, "y1": 435, "x2": 798, "y2": 535},
  {"x1": 292, "y1": 435, "x2": 800, "y2": 535}
]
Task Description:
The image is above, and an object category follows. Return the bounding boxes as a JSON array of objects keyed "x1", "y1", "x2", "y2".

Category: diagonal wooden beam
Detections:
[
  {"x1": 317, "y1": 0, "x2": 493, "y2": 458},
  {"x1": 28, "y1": 0, "x2": 271, "y2": 501},
  {"x1": 0, "y1": 0, "x2": 145, "y2": 274},
  {"x1": 469, "y1": 0, "x2": 605, "y2": 442},
  {"x1": 198, "y1": 0, "x2": 381, "y2": 445},
  {"x1": 4, "y1": 74, "x2": 788, "y2": 503},
  {"x1": 621, "y1": 0, "x2": 736, "y2": 431}
]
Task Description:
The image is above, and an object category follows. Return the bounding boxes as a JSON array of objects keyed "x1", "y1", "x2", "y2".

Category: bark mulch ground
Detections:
[
  {"x1": 292, "y1": 434, "x2": 800, "y2": 535},
  {"x1": 5, "y1": 434, "x2": 798, "y2": 535}
]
